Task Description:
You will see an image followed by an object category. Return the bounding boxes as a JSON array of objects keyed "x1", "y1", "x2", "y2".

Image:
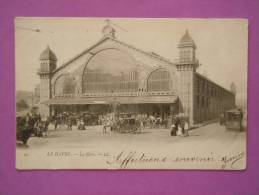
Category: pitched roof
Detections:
[
  {"x1": 178, "y1": 30, "x2": 196, "y2": 48},
  {"x1": 195, "y1": 72, "x2": 233, "y2": 94},
  {"x1": 53, "y1": 36, "x2": 175, "y2": 74},
  {"x1": 111, "y1": 38, "x2": 174, "y2": 65},
  {"x1": 39, "y1": 46, "x2": 57, "y2": 61},
  {"x1": 53, "y1": 37, "x2": 108, "y2": 73}
]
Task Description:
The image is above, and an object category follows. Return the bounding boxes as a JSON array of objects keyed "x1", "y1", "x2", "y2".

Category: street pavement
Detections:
[
  {"x1": 16, "y1": 122, "x2": 246, "y2": 169},
  {"x1": 18, "y1": 122, "x2": 245, "y2": 150}
]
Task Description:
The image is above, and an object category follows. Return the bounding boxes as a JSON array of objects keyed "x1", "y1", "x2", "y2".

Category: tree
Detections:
[{"x1": 16, "y1": 99, "x2": 29, "y2": 111}]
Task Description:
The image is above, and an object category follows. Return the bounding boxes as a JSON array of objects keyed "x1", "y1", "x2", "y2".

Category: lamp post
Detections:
[{"x1": 187, "y1": 82, "x2": 190, "y2": 124}]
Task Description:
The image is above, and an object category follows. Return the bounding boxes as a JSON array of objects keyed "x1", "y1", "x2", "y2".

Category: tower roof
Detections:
[
  {"x1": 39, "y1": 46, "x2": 57, "y2": 60},
  {"x1": 178, "y1": 30, "x2": 196, "y2": 48}
]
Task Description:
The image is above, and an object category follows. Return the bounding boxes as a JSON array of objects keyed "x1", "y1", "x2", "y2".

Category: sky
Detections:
[{"x1": 15, "y1": 18, "x2": 247, "y2": 100}]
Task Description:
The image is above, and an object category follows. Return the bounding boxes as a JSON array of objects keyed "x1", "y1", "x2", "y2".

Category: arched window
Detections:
[
  {"x1": 54, "y1": 75, "x2": 76, "y2": 95},
  {"x1": 147, "y1": 69, "x2": 172, "y2": 92},
  {"x1": 82, "y1": 49, "x2": 139, "y2": 93}
]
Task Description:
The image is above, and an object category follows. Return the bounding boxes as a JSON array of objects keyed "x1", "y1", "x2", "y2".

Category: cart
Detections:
[{"x1": 225, "y1": 109, "x2": 244, "y2": 131}]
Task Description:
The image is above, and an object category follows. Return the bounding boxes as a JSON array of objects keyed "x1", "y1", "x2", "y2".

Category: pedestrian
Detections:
[
  {"x1": 79, "y1": 119, "x2": 85, "y2": 130},
  {"x1": 103, "y1": 118, "x2": 107, "y2": 134},
  {"x1": 170, "y1": 123, "x2": 177, "y2": 136},
  {"x1": 67, "y1": 119, "x2": 72, "y2": 130},
  {"x1": 54, "y1": 117, "x2": 59, "y2": 130},
  {"x1": 175, "y1": 118, "x2": 183, "y2": 136},
  {"x1": 156, "y1": 116, "x2": 162, "y2": 128},
  {"x1": 44, "y1": 117, "x2": 50, "y2": 131},
  {"x1": 183, "y1": 121, "x2": 189, "y2": 137},
  {"x1": 181, "y1": 119, "x2": 185, "y2": 135}
]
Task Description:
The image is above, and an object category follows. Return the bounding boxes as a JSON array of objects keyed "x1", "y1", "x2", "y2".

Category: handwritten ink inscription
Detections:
[{"x1": 37, "y1": 150, "x2": 246, "y2": 170}]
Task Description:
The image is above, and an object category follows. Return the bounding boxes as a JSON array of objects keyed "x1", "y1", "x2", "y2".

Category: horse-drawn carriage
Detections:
[
  {"x1": 73, "y1": 112, "x2": 99, "y2": 127},
  {"x1": 16, "y1": 116, "x2": 32, "y2": 145},
  {"x1": 224, "y1": 109, "x2": 244, "y2": 131},
  {"x1": 17, "y1": 113, "x2": 49, "y2": 144},
  {"x1": 82, "y1": 112, "x2": 99, "y2": 126},
  {"x1": 111, "y1": 117, "x2": 141, "y2": 133},
  {"x1": 33, "y1": 120, "x2": 49, "y2": 137},
  {"x1": 75, "y1": 112, "x2": 99, "y2": 130}
]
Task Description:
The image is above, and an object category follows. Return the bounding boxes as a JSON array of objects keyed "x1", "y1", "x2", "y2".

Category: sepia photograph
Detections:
[{"x1": 15, "y1": 18, "x2": 247, "y2": 170}]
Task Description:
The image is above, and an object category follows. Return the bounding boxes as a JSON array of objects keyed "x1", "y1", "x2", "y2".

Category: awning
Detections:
[{"x1": 42, "y1": 95, "x2": 178, "y2": 105}]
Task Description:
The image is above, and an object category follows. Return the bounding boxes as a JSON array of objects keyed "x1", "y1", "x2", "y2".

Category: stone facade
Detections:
[
  {"x1": 38, "y1": 46, "x2": 57, "y2": 118},
  {"x1": 38, "y1": 26, "x2": 235, "y2": 125},
  {"x1": 193, "y1": 73, "x2": 235, "y2": 123}
]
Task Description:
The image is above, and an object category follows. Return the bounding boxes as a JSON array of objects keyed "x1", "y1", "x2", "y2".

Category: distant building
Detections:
[{"x1": 38, "y1": 24, "x2": 235, "y2": 125}]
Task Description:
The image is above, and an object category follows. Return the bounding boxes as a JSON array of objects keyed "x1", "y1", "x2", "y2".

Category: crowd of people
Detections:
[
  {"x1": 98, "y1": 113, "x2": 190, "y2": 136},
  {"x1": 48, "y1": 112, "x2": 173, "y2": 131},
  {"x1": 170, "y1": 117, "x2": 189, "y2": 137},
  {"x1": 17, "y1": 111, "x2": 190, "y2": 144},
  {"x1": 49, "y1": 112, "x2": 191, "y2": 136}
]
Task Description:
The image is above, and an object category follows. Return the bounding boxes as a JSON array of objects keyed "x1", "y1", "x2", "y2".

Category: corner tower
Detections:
[
  {"x1": 38, "y1": 46, "x2": 57, "y2": 117},
  {"x1": 178, "y1": 30, "x2": 198, "y2": 67},
  {"x1": 176, "y1": 30, "x2": 199, "y2": 126}
]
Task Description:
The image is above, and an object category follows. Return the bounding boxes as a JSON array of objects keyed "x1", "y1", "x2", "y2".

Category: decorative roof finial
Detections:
[
  {"x1": 102, "y1": 19, "x2": 116, "y2": 39},
  {"x1": 105, "y1": 19, "x2": 111, "y2": 26}
]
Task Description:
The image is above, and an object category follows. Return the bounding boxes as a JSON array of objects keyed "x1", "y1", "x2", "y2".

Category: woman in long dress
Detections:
[{"x1": 183, "y1": 121, "x2": 189, "y2": 137}]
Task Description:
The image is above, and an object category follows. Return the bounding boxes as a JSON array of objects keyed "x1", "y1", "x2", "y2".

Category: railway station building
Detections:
[{"x1": 38, "y1": 24, "x2": 235, "y2": 125}]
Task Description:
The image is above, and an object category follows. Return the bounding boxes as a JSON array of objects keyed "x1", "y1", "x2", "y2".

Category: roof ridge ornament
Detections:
[{"x1": 102, "y1": 19, "x2": 116, "y2": 39}]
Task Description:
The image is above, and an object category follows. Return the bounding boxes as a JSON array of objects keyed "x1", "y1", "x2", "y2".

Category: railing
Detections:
[
  {"x1": 53, "y1": 91, "x2": 176, "y2": 99},
  {"x1": 174, "y1": 59, "x2": 199, "y2": 65}
]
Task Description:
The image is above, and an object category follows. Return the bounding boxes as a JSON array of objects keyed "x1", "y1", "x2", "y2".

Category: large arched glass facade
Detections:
[
  {"x1": 147, "y1": 69, "x2": 172, "y2": 92},
  {"x1": 54, "y1": 75, "x2": 76, "y2": 95},
  {"x1": 82, "y1": 49, "x2": 139, "y2": 93}
]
